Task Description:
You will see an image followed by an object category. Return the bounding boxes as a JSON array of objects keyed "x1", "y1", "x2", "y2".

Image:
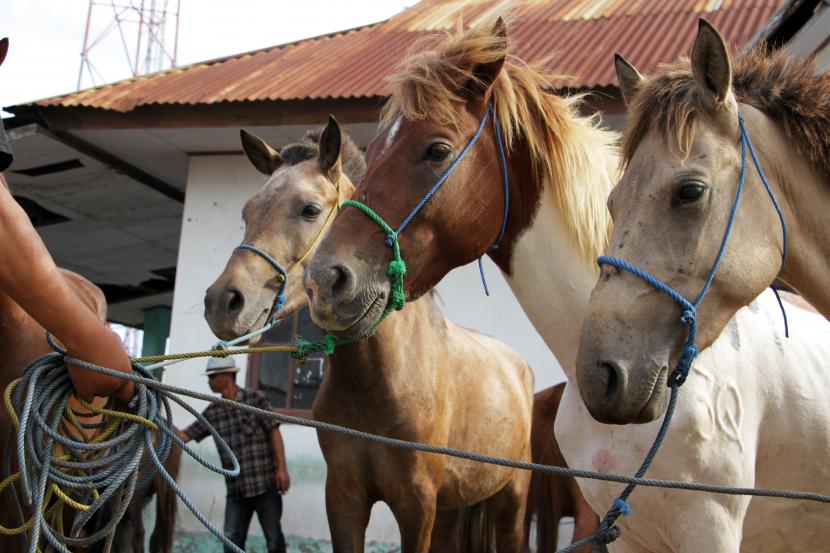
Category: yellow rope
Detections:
[
  {"x1": 76, "y1": 398, "x2": 158, "y2": 430},
  {"x1": 130, "y1": 344, "x2": 300, "y2": 364}
]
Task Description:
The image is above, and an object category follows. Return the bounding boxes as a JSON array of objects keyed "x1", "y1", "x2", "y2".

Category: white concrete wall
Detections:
[{"x1": 166, "y1": 154, "x2": 565, "y2": 545}]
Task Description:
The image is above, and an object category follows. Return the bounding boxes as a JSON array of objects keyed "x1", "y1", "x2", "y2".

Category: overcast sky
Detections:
[{"x1": 1, "y1": 0, "x2": 418, "y2": 113}]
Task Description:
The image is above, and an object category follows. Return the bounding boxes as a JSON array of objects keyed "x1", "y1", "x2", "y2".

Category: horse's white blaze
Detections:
[
  {"x1": 383, "y1": 115, "x2": 402, "y2": 152},
  {"x1": 504, "y1": 179, "x2": 830, "y2": 552}
]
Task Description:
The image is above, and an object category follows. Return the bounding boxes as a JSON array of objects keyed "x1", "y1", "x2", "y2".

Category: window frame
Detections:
[{"x1": 246, "y1": 308, "x2": 327, "y2": 418}]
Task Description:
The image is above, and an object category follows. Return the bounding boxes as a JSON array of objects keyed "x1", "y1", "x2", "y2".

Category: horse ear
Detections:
[
  {"x1": 615, "y1": 53, "x2": 643, "y2": 107},
  {"x1": 240, "y1": 129, "x2": 282, "y2": 176},
  {"x1": 0, "y1": 38, "x2": 8, "y2": 68},
  {"x1": 691, "y1": 19, "x2": 732, "y2": 104},
  {"x1": 319, "y1": 115, "x2": 342, "y2": 182},
  {"x1": 466, "y1": 18, "x2": 508, "y2": 97}
]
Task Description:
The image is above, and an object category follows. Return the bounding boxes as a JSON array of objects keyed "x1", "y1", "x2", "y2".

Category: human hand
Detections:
[
  {"x1": 65, "y1": 326, "x2": 135, "y2": 403},
  {"x1": 276, "y1": 469, "x2": 290, "y2": 493}
]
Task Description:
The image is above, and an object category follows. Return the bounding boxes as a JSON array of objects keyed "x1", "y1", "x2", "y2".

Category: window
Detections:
[{"x1": 247, "y1": 306, "x2": 328, "y2": 417}]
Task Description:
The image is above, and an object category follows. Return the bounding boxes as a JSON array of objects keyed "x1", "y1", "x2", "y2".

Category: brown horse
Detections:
[
  {"x1": 205, "y1": 119, "x2": 533, "y2": 553},
  {"x1": 523, "y1": 384, "x2": 605, "y2": 553}
]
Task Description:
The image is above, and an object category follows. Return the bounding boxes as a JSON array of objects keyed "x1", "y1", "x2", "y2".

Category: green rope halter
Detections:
[{"x1": 291, "y1": 200, "x2": 407, "y2": 359}]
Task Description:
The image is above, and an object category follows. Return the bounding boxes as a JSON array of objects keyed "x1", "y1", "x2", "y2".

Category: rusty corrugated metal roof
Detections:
[{"x1": 22, "y1": 0, "x2": 785, "y2": 112}]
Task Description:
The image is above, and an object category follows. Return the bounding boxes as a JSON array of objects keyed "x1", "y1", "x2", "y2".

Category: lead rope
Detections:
[{"x1": 575, "y1": 112, "x2": 789, "y2": 550}]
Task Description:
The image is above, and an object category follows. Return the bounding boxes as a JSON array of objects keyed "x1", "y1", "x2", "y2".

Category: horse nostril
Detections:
[
  {"x1": 600, "y1": 360, "x2": 621, "y2": 400},
  {"x1": 226, "y1": 288, "x2": 244, "y2": 315},
  {"x1": 330, "y1": 265, "x2": 351, "y2": 294}
]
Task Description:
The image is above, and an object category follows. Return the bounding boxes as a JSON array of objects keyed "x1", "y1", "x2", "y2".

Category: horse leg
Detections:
[
  {"x1": 325, "y1": 476, "x2": 372, "y2": 553},
  {"x1": 429, "y1": 509, "x2": 460, "y2": 553},
  {"x1": 388, "y1": 483, "x2": 438, "y2": 553},
  {"x1": 488, "y1": 470, "x2": 531, "y2": 553},
  {"x1": 131, "y1": 500, "x2": 146, "y2": 553},
  {"x1": 568, "y1": 477, "x2": 604, "y2": 553},
  {"x1": 668, "y1": 500, "x2": 744, "y2": 553}
]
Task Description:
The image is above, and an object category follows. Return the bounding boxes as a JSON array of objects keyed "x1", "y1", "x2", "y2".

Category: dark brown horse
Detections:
[
  {"x1": 104, "y1": 439, "x2": 181, "y2": 553},
  {"x1": 523, "y1": 384, "x2": 605, "y2": 553}
]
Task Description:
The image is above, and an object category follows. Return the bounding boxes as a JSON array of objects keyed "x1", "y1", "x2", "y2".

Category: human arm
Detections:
[
  {"x1": 0, "y1": 176, "x2": 133, "y2": 401},
  {"x1": 271, "y1": 426, "x2": 290, "y2": 492},
  {"x1": 179, "y1": 416, "x2": 210, "y2": 444},
  {"x1": 175, "y1": 427, "x2": 192, "y2": 443}
]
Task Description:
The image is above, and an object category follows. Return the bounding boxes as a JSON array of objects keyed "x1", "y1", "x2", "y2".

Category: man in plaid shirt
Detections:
[{"x1": 177, "y1": 357, "x2": 290, "y2": 553}]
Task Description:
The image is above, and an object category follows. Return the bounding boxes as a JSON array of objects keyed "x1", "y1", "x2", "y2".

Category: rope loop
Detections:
[
  {"x1": 385, "y1": 234, "x2": 396, "y2": 247},
  {"x1": 680, "y1": 307, "x2": 696, "y2": 326},
  {"x1": 292, "y1": 335, "x2": 336, "y2": 359},
  {"x1": 597, "y1": 524, "x2": 622, "y2": 545}
]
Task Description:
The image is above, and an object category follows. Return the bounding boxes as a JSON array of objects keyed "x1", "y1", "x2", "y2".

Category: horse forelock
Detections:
[
  {"x1": 379, "y1": 17, "x2": 618, "y2": 264},
  {"x1": 279, "y1": 127, "x2": 366, "y2": 185},
  {"x1": 623, "y1": 47, "x2": 830, "y2": 181}
]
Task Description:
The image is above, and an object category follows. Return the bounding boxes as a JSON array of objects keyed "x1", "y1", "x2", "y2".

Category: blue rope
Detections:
[
  {"x1": 583, "y1": 111, "x2": 789, "y2": 550},
  {"x1": 771, "y1": 287, "x2": 790, "y2": 338},
  {"x1": 477, "y1": 105, "x2": 511, "y2": 296},
  {"x1": 394, "y1": 107, "x2": 491, "y2": 237},
  {"x1": 389, "y1": 104, "x2": 510, "y2": 296},
  {"x1": 234, "y1": 244, "x2": 287, "y2": 323},
  {"x1": 740, "y1": 114, "x2": 788, "y2": 265}
]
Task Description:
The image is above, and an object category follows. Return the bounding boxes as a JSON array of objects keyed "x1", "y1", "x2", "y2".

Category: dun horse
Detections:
[
  {"x1": 578, "y1": 19, "x2": 830, "y2": 422},
  {"x1": 205, "y1": 120, "x2": 533, "y2": 552},
  {"x1": 303, "y1": 18, "x2": 830, "y2": 552}
]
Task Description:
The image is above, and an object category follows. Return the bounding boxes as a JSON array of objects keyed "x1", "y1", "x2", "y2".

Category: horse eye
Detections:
[
  {"x1": 672, "y1": 182, "x2": 706, "y2": 206},
  {"x1": 301, "y1": 204, "x2": 321, "y2": 219},
  {"x1": 425, "y1": 143, "x2": 452, "y2": 161}
]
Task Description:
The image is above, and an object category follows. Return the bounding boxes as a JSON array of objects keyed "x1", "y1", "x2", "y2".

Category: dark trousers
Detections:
[{"x1": 224, "y1": 485, "x2": 287, "y2": 553}]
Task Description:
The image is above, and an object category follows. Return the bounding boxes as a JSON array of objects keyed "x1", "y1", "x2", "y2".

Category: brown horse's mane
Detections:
[
  {"x1": 379, "y1": 19, "x2": 619, "y2": 264},
  {"x1": 281, "y1": 127, "x2": 367, "y2": 184},
  {"x1": 623, "y1": 46, "x2": 830, "y2": 179}
]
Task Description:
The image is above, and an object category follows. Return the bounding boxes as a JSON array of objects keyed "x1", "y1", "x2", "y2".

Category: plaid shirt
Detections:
[{"x1": 184, "y1": 388, "x2": 280, "y2": 499}]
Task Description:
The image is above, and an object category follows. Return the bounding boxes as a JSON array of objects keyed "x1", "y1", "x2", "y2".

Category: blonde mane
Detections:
[
  {"x1": 623, "y1": 47, "x2": 830, "y2": 179},
  {"x1": 380, "y1": 20, "x2": 619, "y2": 264}
]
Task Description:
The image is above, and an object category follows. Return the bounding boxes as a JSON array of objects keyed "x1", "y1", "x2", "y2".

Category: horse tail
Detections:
[
  {"x1": 150, "y1": 440, "x2": 182, "y2": 553},
  {"x1": 525, "y1": 383, "x2": 569, "y2": 553},
  {"x1": 459, "y1": 501, "x2": 495, "y2": 553}
]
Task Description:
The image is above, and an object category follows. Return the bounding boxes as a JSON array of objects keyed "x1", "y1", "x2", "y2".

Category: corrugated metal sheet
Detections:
[{"x1": 23, "y1": 0, "x2": 785, "y2": 112}]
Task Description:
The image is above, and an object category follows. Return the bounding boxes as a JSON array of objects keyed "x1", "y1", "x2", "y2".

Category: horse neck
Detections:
[
  {"x1": 329, "y1": 296, "x2": 443, "y2": 391},
  {"x1": 492, "y1": 124, "x2": 619, "y2": 380},
  {"x1": 745, "y1": 107, "x2": 830, "y2": 319}
]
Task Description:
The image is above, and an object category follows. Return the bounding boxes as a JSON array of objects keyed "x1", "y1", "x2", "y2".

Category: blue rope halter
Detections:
[
  {"x1": 388, "y1": 103, "x2": 510, "y2": 295},
  {"x1": 561, "y1": 112, "x2": 789, "y2": 551},
  {"x1": 598, "y1": 112, "x2": 788, "y2": 386},
  {"x1": 232, "y1": 244, "x2": 288, "y2": 326}
]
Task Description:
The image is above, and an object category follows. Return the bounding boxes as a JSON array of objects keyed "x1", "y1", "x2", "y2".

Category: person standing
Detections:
[{"x1": 177, "y1": 357, "x2": 290, "y2": 553}]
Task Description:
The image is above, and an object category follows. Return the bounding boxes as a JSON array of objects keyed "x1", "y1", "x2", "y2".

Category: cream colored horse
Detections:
[
  {"x1": 302, "y1": 19, "x2": 830, "y2": 553},
  {"x1": 578, "y1": 20, "x2": 830, "y2": 424},
  {"x1": 204, "y1": 119, "x2": 533, "y2": 553}
]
